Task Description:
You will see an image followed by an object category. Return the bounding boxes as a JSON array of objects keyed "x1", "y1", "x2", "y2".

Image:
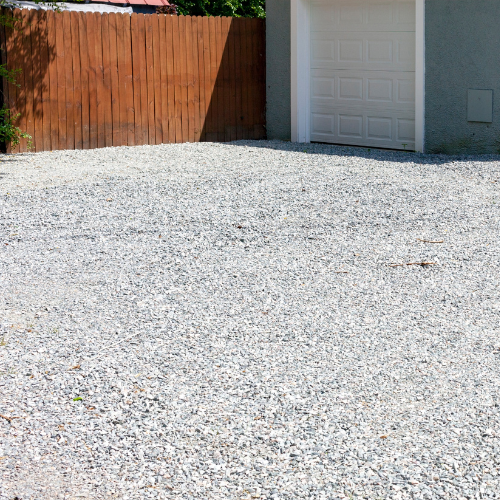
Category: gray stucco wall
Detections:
[
  {"x1": 425, "y1": 0, "x2": 500, "y2": 154},
  {"x1": 265, "y1": 0, "x2": 291, "y2": 140}
]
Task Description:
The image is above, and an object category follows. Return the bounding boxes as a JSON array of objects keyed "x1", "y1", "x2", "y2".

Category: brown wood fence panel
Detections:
[{"x1": 0, "y1": 8, "x2": 266, "y2": 152}]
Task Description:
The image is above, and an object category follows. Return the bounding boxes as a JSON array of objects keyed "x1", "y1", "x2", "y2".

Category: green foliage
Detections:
[
  {"x1": 0, "y1": 105, "x2": 32, "y2": 149},
  {"x1": 174, "y1": 0, "x2": 265, "y2": 18}
]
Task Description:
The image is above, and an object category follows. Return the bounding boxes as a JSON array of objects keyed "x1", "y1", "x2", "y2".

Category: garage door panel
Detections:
[
  {"x1": 310, "y1": 0, "x2": 416, "y2": 33},
  {"x1": 311, "y1": 69, "x2": 415, "y2": 105},
  {"x1": 310, "y1": 0, "x2": 415, "y2": 150},
  {"x1": 310, "y1": 111, "x2": 415, "y2": 149},
  {"x1": 311, "y1": 32, "x2": 415, "y2": 71}
]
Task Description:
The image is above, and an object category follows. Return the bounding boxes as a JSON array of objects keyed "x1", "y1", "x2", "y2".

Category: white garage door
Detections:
[{"x1": 310, "y1": 0, "x2": 416, "y2": 150}]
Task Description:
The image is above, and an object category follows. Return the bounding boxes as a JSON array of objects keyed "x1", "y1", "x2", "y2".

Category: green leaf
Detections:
[{"x1": 73, "y1": 396, "x2": 82, "y2": 401}]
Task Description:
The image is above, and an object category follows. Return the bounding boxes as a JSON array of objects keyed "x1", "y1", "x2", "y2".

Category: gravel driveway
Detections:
[{"x1": 1, "y1": 141, "x2": 500, "y2": 500}]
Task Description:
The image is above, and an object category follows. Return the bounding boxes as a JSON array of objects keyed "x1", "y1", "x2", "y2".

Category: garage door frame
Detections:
[{"x1": 291, "y1": 0, "x2": 425, "y2": 152}]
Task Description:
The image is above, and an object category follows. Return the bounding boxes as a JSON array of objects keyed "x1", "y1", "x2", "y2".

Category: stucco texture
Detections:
[
  {"x1": 265, "y1": 0, "x2": 291, "y2": 140},
  {"x1": 425, "y1": 0, "x2": 500, "y2": 154}
]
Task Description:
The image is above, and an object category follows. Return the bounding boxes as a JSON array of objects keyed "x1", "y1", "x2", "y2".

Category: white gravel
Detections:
[{"x1": 1, "y1": 141, "x2": 500, "y2": 500}]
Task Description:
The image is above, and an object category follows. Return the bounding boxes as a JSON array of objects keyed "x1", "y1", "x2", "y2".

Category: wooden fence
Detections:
[{"x1": 0, "y1": 8, "x2": 266, "y2": 153}]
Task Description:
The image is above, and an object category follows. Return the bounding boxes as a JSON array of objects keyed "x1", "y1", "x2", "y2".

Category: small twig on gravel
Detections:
[
  {"x1": 0, "y1": 414, "x2": 22, "y2": 423},
  {"x1": 389, "y1": 262, "x2": 436, "y2": 267},
  {"x1": 334, "y1": 271, "x2": 349, "y2": 274},
  {"x1": 417, "y1": 239, "x2": 444, "y2": 244}
]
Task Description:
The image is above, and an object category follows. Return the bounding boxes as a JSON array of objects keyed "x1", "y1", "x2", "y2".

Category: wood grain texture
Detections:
[
  {"x1": 86, "y1": 12, "x2": 97, "y2": 149},
  {"x1": 70, "y1": 11, "x2": 83, "y2": 150},
  {"x1": 185, "y1": 16, "x2": 194, "y2": 142},
  {"x1": 100, "y1": 13, "x2": 113, "y2": 147},
  {"x1": 151, "y1": 14, "x2": 162, "y2": 144},
  {"x1": 144, "y1": 15, "x2": 155, "y2": 144},
  {"x1": 31, "y1": 10, "x2": 42, "y2": 151},
  {"x1": 165, "y1": 15, "x2": 175, "y2": 144},
  {"x1": 78, "y1": 11, "x2": 89, "y2": 149},
  {"x1": 191, "y1": 17, "x2": 201, "y2": 142},
  {"x1": 55, "y1": 11, "x2": 67, "y2": 150},
  {"x1": 158, "y1": 14, "x2": 169, "y2": 144},
  {"x1": 122, "y1": 14, "x2": 134, "y2": 146},
  {"x1": 171, "y1": 15, "x2": 182, "y2": 143},
  {"x1": 107, "y1": 13, "x2": 120, "y2": 147},
  {"x1": 94, "y1": 12, "x2": 104, "y2": 148}
]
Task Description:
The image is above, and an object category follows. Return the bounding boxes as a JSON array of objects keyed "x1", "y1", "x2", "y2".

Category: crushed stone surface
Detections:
[{"x1": 1, "y1": 141, "x2": 500, "y2": 500}]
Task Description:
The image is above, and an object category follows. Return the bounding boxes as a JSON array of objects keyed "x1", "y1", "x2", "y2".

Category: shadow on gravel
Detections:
[{"x1": 230, "y1": 140, "x2": 500, "y2": 165}]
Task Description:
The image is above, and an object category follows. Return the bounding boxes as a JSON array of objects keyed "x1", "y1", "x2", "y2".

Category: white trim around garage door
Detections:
[{"x1": 291, "y1": 0, "x2": 425, "y2": 152}]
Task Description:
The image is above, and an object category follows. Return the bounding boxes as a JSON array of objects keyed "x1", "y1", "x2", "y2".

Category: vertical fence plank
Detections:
[
  {"x1": 216, "y1": 17, "x2": 227, "y2": 142},
  {"x1": 201, "y1": 16, "x2": 211, "y2": 142},
  {"x1": 151, "y1": 14, "x2": 162, "y2": 144},
  {"x1": 136, "y1": 14, "x2": 148, "y2": 145},
  {"x1": 14, "y1": 8, "x2": 25, "y2": 153},
  {"x1": 40, "y1": 10, "x2": 51, "y2": 152},
  {"x1": 101, "y1": 13, "x2": 113, "y2": 147},
  {"x1": 205, "y1": 16, "x2": 216, "y2": 142},
  {"x1": 158, "y1": 14, "x2": 169, "y2": 144},
  {"x1": 0, "y1": 9, "x2": 9, "y2": 151},
  {"x1": 78, "y1": 12, "x2": 89, "y2": 149},
  {"x1": 234, "y1": 19, "x2": 243, "y2": 141},
  {"x1": 116, "y1": 12, "x2": 127, "y2": 145},
  {"x1": 184, "y1": 16, "x2": 194, "y2": 143},
  {"x1": 2, "y1": 9, "x2": 14, "y2": 153},
  {"x1": 191, "y1": 17, "x2": 201, "y2": 142},
  {"x1": 107, "y1": 13, "x2": 119, "y2": 147},
  {"x1": 54, "y1": 11, "x2": 67, "y2": 149},
  {"x1": 171, "y1": 15, "x2": 181, "y2": 143},
  {"x1": 240, "y1": 18, "x2": 250, "y2": 140},
  {"x1": 94, "y1": 13, "x2": 104, "y2": 148},
  {"x1": 70, "y1": 11, "x2": 82, "y2": 150},
  {"x1": 46, "y1": 10, "x2": 58, "y2": 151},
  {"x1": 197, "y1": 16, "x2": 207, "y2": 142},
  {"x1": 31, "y1": 10, "x2": 43, "y2": 152},
  {"x1": 165, "y1": 15, "x2": 175, "y2": 144},
  {"x1": 87, "y1": 12, "x2": 97, "y2": 149},
  {"x1": 19, "y1": 9, "x2": 33, "y2": 152},
  {"x1": 178, "y1": 16, "x2": 189, "y2": 143},
  {"x1": 131, "y1": 13, "x2": 142, "y2": 145},
  {"x1": 122, "y1": 14, "x2": 134, "y2": 146},
  {"x1": 249, "y1": 18, "x2": 259, "y2": 140},
  {"x1": 144, "y1": 15, "x2": 155, "y2": 144},
  {"x1": 63, "y1": 11, "x2": 74, "y2": 149},
  {"x1": 222, "y1": 17, "x2": 232, "y2": 142},
  {"x1": 256, "y1": 19, "x2": 266, "y2": 140},
  {"x1": 228, "y1": 18, "x2": 237, "y2": 141}
]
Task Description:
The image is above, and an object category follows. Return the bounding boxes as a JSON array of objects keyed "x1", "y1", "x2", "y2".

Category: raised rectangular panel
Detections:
[
  {"x1": 396, "y1": 39, "x2": 415, "y2": 66},
  {"x1": 339, "y1": 3, "x2": 364, "y2": 24},
  {"x1": 339, "y1": 115, "x2": 363, "y2": 137},
  {"x1": 310, "y1": 4, "x2": 334, "y2": 28},
  {"x1": 398, "y1": 1, "x2": 416, "y2": 24},
  {"x1": 312, "y1": 41, "x2": 335, "y2": 61},
  {"x1": 339, "y1": 40, "x2": 363, "y2": 62},
  {"x1": 367, "y1": 79, "x2": 393, "y2": 101},
  {"x1": 312, "y1": 113, "x2": 335, "y2": 134},
  {"x1": 368, "y1": 3, "x2": 394, "y2": 24},
  {"x1": 397, "y1": 119, "x2": 415, "y2": 141},
  {"x1": 397, "y1": 79, "x2": 415, "y2": 102},
  {"x1": 367, "y1": 40, "x2": 393, "y2": 63},
  {"x1": 367, "y1": 116, "x2": 392, "y2": 139},
  {"x1": 339, "y1": 78, "x2": 363, "y2": 100},
  {"x1": 312, "y1": 78, "x2": 335, "y2": 99},
  {"x1": 467, "y1": 89, "x2": 493, "y2": 123}
]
